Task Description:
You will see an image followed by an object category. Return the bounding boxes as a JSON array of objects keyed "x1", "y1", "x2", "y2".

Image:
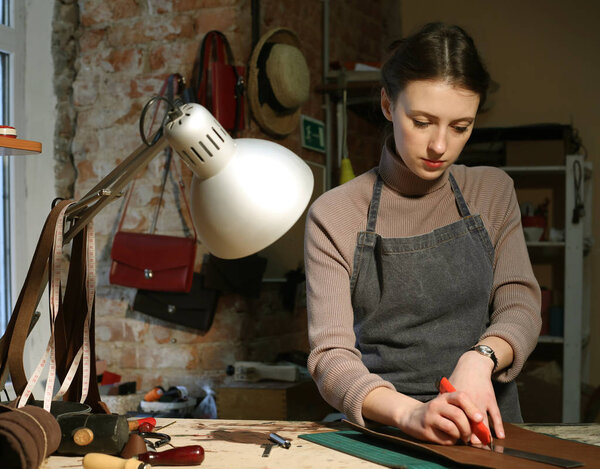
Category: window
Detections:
[
  {"x1": 0, "y1": 0, "x2": 21, "y2": 334},
  {"x1": 0, "y1": 50, "x2": 8, "y2": 334},
  {"x1": 1, "y1": 0, "x2": 9, "y2": 26}
]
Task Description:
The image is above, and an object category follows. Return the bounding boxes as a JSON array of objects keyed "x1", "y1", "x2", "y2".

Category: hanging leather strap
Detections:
[
  {"x1": 0, "y1": 199, "x2": 108, "y2": 414},
  {"x1": 0, "y1": 199, "x2": 72, "y2": 395},
  {"x1": 54, "y1": 225, "x2": 107, "y2": 413}
]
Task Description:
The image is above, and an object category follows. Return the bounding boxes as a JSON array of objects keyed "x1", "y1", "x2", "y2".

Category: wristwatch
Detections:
[{"x1": 469, "y1": 344, "x2": 498, "y2": 372}]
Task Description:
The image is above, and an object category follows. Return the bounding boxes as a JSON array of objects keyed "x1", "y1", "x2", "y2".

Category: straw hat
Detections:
[{"x1": 248, "y1": 28, "x2": 310, "y2": 138}]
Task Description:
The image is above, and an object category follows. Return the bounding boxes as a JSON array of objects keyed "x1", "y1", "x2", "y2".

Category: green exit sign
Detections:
[{"x1": 300, "y1": 115, "x2": 325, "y2": 153}]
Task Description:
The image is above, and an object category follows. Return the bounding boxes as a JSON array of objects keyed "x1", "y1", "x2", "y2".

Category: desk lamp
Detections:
[{"x1": 65, "y1": 101, "x2": 314, "y2": 258}]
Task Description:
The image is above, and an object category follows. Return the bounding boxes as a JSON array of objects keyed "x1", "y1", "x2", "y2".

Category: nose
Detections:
[{"x1": 428, "y1": 127, "x2": 447, "y2": 156}]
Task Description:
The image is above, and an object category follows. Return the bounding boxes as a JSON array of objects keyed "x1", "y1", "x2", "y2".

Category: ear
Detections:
[{"x1": 381, "y1": 88, "x2": 393, "y2": 122}]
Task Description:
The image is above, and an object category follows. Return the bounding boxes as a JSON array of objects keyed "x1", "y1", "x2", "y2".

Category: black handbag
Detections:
[{"x1": 132, "y1": 274, "x2": 219, "y2": 333}]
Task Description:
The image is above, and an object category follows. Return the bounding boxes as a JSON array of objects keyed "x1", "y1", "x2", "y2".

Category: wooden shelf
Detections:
[
  {"x1": 0, "y1": 136, "x2": 42, "y2": 155},
  {"x1": 538, "y1": 335, "x2": 564, "y2": 344}
]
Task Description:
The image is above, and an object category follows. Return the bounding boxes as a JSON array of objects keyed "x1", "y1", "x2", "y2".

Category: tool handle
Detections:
[
  {"x1": 82, "y1": 453, "x2": 148, "y2": 469},
  {"x1": 128, "y1": 417, "x2": 157, "y2": 431},
  {"x1": 138, "y1": 445, "x2": 205, "y2": 466},
  {"x1": 438, "y1": 377, "x2": 492, "y2": 445}
]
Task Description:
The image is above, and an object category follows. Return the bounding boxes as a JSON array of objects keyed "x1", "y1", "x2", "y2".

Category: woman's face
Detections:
[{"x1": 381, "y1": 79, "x2": 480, "y2": 181}]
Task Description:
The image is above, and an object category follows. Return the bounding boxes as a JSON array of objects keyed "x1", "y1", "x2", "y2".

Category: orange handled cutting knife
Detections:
[
  {"x1": 438, "y1": 377, "x2": 583, "y2": 467},
  {"x1": 438, "y1": 377, "x2": 492, "y2": 445}
]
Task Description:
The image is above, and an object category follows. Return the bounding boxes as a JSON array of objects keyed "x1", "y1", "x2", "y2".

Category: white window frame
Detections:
[
  {"x1": 0, "y1": 0, "x2": 25, "y2": 333},
  {"x1": 1, "y1": 0, "x2": 56, "y2": 398}
]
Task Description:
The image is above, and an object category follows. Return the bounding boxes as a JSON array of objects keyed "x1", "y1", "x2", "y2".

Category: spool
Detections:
[{"x1": 0, "y1": 126, "x2": 17, "y2": 138}]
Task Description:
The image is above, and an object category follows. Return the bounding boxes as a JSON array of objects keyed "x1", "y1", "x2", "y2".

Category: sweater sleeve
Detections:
[
  {"x1": 304, "y1": 194, "x2": 395, "y2": 426},
  {"x1": 476, "y1": 170, "x2": 542, "y2": 382}
]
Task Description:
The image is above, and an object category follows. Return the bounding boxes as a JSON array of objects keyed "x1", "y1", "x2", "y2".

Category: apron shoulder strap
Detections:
[{"x1": 366, "y1": 174, "x2": 384, "y2": 233}]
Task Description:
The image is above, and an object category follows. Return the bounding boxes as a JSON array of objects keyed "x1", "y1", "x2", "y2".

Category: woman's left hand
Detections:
[{"x1": 448, "y1": 351, "x2": 505, "y2": 443}]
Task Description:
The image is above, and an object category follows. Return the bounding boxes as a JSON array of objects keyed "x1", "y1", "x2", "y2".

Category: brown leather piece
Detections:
[
  {"x1": 54, "y1": 226, "x2": 107, "y2": 414},
  {"x1": 120, "y1": 433, "x2": 148, "y2": 459},
  {"x1": 344, "y1": 420, "x2": 600, "y2": 468}
]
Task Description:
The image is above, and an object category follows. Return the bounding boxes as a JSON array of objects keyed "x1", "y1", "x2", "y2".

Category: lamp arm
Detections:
[{"x1": 63, "y1": 133, "x2": 168, "y2": 244}]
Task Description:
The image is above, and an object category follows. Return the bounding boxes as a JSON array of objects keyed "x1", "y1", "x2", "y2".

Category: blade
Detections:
[{"x1": 489, "y1": 443, "x2": 583, "y2": 468}]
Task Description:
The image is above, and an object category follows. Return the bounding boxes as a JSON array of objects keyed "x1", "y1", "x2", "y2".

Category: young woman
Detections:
[{"x1": 304, "y1": 23, "x2": 541, "y2": 446}]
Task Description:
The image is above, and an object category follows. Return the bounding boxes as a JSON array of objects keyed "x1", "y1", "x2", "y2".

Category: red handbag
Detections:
[
  {"x1": 109, "y1": 161, "x2": 197, "y2": 292},
  {"x1": 190, "y1": 30, "x2": 245, "y2": 134},
  {"x1": 110, "y1": 74, "x2": 197, "y2": 293},
  {"x1": 110, "y1": 231, "x2": 196, "y2": 292},
  {"x1": 110, "y1": 138, "x2": 197, "y2": 292}
]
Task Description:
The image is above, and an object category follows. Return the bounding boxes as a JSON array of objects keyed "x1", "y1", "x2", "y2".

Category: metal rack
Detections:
[{"x1": 503, "y1": 155, "x2": 593, "y2": 422}]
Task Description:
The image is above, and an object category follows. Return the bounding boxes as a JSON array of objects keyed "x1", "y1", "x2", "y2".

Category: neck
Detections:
[{"x1": 378, "y1": 137, "x2": 449, "y2": 196}]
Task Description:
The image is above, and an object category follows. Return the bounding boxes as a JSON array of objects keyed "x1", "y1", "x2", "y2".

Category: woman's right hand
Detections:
[
  {"x1": 363, "y1": 387, "x2": 485, "y2": 445},
  {"x1": 399, "y1": 392, "x2": 486, "y2": 445}
]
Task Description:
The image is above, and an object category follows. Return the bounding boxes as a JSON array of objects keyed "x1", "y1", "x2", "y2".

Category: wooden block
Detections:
[{"x1": 216, "y1": 380, "x2": 335, "y2": 420}]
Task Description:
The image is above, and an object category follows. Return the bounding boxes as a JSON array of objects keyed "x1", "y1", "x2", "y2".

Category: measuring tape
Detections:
[{"x1": 18, "y1": 203, "x2": 96, "y2": 411}]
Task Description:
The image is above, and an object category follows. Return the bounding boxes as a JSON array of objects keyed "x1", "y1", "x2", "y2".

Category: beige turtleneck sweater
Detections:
[{"x1": 304, "y1": 138, "x2": 542, "y2": 426}]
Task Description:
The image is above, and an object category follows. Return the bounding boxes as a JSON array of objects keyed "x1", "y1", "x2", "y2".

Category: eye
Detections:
[
  {"x1": 412, "y1": 120, "x2": 429, "y2": 128},
  {"x1": 452, "y1": 125, "x2": 469, "y2": 134}
]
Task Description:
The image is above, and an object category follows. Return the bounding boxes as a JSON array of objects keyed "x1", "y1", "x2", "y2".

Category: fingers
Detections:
[
  {"x1": 445, "y1": 390, "x2": 484, "y2": 424},
  {"x1": 427, "y1": 394, "x2": 474, "y2": 444},
  {"x1": 488, "y1": 404, "x2": 505, "y2": 439}
]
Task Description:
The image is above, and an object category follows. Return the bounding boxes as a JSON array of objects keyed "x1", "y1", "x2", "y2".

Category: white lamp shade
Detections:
[{"x1": 164, "y1": 103, "x2": 314, "y2": 259}]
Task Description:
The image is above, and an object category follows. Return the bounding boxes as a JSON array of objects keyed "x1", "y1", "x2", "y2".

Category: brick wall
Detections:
[{"x1": 56, "y1": 0, "x2": 391, "y2": 399}]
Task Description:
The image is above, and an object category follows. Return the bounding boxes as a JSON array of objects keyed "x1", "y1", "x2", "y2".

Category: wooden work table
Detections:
[{"x1": 45, "y1": 419, "x2": 600, "y2": 469}]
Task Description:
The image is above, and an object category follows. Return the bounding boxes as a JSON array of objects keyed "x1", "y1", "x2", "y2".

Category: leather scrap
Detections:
[{"x1": 0, "y1": 403, "x2": 61, "y2": 469}]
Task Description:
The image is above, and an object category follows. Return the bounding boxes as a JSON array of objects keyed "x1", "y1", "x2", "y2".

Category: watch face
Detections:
[{"x1": 471, "y1": 345, "x2": 498, "y2": 371}]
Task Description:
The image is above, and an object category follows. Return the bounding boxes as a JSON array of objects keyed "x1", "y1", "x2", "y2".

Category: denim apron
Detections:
[{"x1": 350, "y1": 172, "x2": 522, "y2": 422}]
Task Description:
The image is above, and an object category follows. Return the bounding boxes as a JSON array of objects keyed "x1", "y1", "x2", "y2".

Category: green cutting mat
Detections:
[{"x1": 299, "y1": 430, "x2": 461, "y2": 468}]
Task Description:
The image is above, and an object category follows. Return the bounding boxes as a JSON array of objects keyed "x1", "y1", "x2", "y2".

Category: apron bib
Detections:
[{"x1": 350, "y1": 172, "x2": 522, "y2": 422}]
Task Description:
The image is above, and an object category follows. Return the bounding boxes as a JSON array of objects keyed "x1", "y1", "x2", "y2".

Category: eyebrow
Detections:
[{"x1": 409, "y1": 110, "x2": 475, "y2": 123}]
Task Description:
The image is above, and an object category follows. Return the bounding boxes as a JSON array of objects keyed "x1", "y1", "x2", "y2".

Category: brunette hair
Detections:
[{"x1": 382, "y1": 22, "x2": 490, "y2": 109}]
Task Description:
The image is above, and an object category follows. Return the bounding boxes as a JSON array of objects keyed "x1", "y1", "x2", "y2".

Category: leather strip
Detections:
[
  {"x1": 1, "y1": 199, "x2": 72, "y2": 395},
  {"x1": 0, "y1": 198, "x2": 107, "y2": 413},
  {"x1": 343, "y1": 420, "x2": 599, "y2": 468}
]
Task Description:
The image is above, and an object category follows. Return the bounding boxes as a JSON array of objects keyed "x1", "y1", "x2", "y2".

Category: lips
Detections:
[{"x1": 422, "y1": 158, "x2": 444, "y2": 169}]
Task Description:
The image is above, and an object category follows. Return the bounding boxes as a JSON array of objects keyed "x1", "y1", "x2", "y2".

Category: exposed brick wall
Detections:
[{"x1": 54, "y1": 0, "x2": 392, "y2": 400}]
